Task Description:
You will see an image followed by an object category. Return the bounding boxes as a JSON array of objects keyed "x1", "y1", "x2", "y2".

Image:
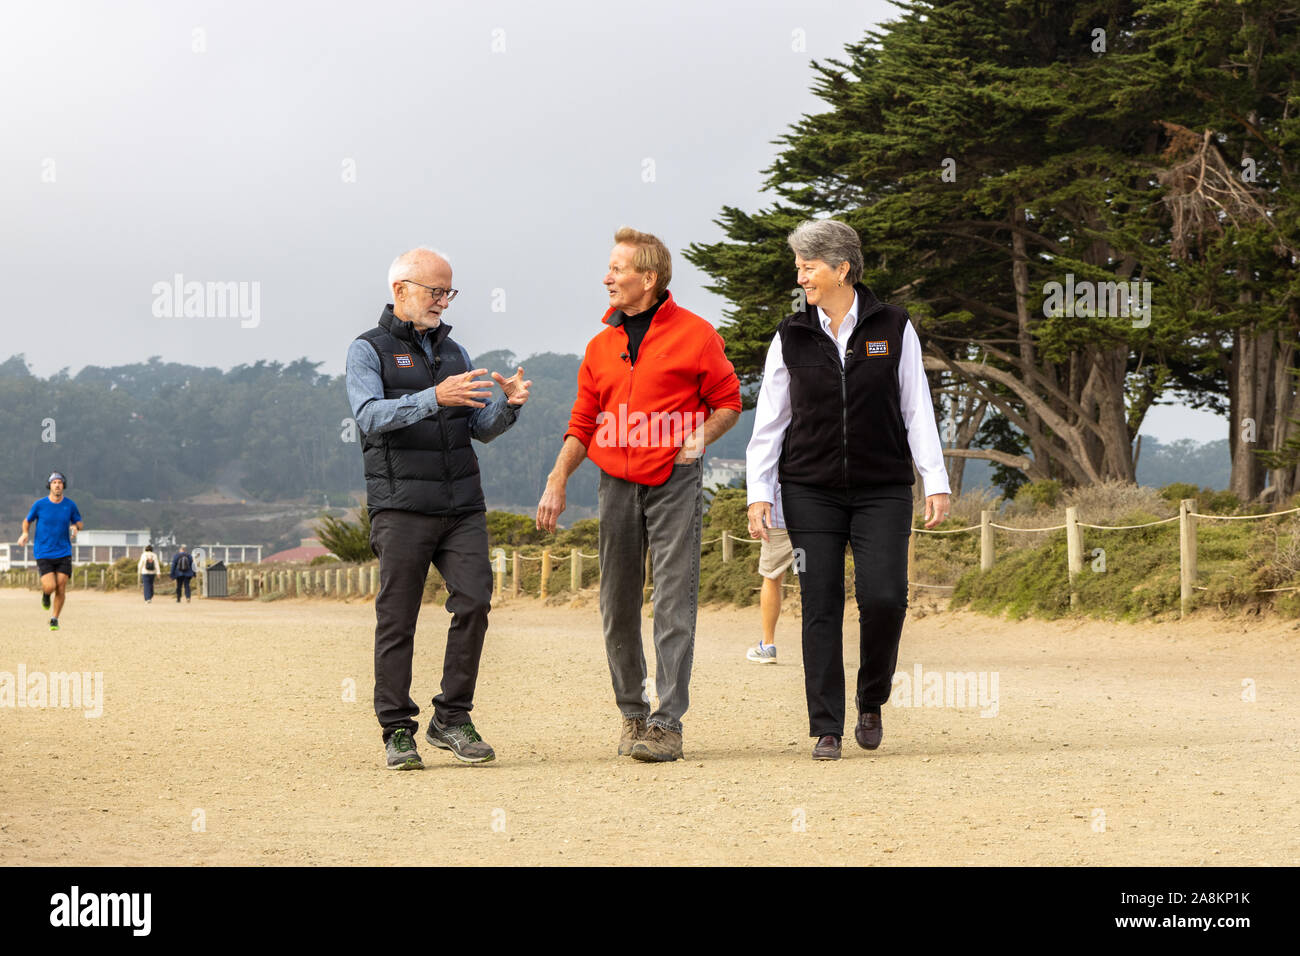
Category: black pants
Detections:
[
  {"x1": 783, "y1": 482, "x2": 912, "y2": 738},
  {"x1": 369, "y1": 508, "x2": 493, "y2": 741},
  {"x1": 174, "y1": 577, "x2": 191, "y2": 600}
]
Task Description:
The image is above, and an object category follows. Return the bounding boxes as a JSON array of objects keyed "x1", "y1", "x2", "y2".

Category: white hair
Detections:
[{"x1": 387, "y1": 246, "x2": 452, "y2": 294}]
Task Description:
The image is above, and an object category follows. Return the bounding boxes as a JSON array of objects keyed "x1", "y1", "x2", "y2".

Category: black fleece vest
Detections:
[
  {"x1": 356, "y1": 308, "x2": 484, "y2": 516},
  {"x1": 777, "y1": 284, "x2": 915, "y2": 488}
]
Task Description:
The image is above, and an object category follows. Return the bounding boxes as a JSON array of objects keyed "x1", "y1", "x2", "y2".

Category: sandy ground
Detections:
[{"x1": 1, "y1": 587, "x2": 1298, "y2": 866}]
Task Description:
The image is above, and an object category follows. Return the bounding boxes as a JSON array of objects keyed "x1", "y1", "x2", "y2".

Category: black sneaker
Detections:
[
  {"x1": 49, "y1": 618, "x2": 59, "y2": 631},
  {"x1": 41, "y1": 593, "x2": 51, "y2": 610},
  {"x1": 384, "y1": 728, "x2": 423, "y2": 770},
  {"x1": 426, "y1": 716, "x2": 495, "y2": 764}
]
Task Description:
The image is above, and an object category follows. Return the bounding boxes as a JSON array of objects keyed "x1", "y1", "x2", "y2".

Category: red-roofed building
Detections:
[{"x1": 263, "y1": 538, "x2": 334, "y2": 563}]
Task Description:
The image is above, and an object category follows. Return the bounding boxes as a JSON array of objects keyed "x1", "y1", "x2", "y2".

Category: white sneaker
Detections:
[{"x1": 746, "y1": 642, "x2": 777, "y2": 664}]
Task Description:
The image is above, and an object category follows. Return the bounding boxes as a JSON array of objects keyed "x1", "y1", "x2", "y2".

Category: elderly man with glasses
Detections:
[{"x1": 346, "y1": 246, "x2": 531, "y2": 771}]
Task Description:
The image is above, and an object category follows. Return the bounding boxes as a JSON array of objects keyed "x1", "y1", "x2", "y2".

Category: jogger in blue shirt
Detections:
[{"x1": 18, "y1": 472, "x2": 83, "y2": 630}]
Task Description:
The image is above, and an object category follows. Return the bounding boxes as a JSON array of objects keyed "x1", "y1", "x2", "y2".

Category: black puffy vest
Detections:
[
  {"x1": 355, "y1": 307, "x2": 484, "y2": 516},
  {"x1": 777, "y1": 284, "x2": 915, "y2": 488}
]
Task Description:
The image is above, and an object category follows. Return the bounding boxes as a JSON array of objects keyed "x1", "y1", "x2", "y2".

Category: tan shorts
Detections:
[{"x1": 757, "y1": 528, "x2": 795, "y2": 579}]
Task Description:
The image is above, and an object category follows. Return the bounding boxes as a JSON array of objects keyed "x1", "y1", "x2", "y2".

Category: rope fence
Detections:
[
  {"x1": 906, "y1": 500, "x2": 1300, "y2": 617},
  {"x1": 9, "y1": 500, "x2": 1295, "y2": 615}
]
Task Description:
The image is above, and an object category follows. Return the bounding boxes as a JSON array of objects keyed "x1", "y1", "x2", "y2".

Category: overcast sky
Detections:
[{"x1": 1, "y1": 0, "x2": 1224, "y2": 443}]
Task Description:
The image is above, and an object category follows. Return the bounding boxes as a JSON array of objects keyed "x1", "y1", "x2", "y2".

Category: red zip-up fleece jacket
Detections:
[{"x1": 564, "y1": 291, "x2": 742, "y2": 487}]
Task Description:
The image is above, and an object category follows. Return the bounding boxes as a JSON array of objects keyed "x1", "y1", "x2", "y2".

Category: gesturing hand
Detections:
[
  {"x1": 435, "y1": 368, "x2": 494, "y2": 408},
  {"x1": 493, "y1": 366, "x2": 532, "y2": 406}
]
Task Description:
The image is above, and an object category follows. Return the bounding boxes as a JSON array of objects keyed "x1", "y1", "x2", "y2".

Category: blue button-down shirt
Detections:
[{"x1": 345, "y1": 319, "x2": 520, "y2": 442}]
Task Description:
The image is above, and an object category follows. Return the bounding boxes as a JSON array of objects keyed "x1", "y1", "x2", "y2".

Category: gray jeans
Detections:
[{"x1": 597, "y1": 461, "x2": 703, "y2": 734}]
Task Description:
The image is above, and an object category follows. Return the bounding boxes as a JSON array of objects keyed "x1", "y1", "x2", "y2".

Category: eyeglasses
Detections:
[{"x1": 401, "y1": 279, "x2": 459, "y2": 302}]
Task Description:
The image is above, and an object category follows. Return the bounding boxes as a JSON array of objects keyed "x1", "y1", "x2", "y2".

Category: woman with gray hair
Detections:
[{"x1": 745, "y1": 218, "x2": 951, "y2": 760}]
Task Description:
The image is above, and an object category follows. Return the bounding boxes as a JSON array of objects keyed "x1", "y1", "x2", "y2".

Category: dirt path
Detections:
[{"x1": 1, "y1": 589, "x2": 1297, "y2": 865}]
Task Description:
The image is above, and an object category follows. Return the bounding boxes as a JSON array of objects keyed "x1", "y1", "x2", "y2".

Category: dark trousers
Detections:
[
  {"x1": 174, "y1": 577, "x2": 191, "y2": 600},
  {"x1": 369, "y1": 508, "x2": 493, "y2": 741},
  {"x1": 142, "y1": 575, "x2": 155, "y2": 601},
  {"x1": 783, "y1": 482, "x2": 912, "y2": 738}
]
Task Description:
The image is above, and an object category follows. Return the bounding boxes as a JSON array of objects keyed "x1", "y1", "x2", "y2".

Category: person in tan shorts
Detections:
[{"x1": 747, "y1": 491, "x2": 794, "y2": 663}]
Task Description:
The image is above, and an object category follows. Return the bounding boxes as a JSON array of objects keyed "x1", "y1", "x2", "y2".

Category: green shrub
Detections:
[
  {"x1": 1014, "y1": 479, "x2": 1062, "y2": 509},
  {"x1": 1158, "y1": 482, "x2": 1199, "y2": 505},
  {"x1": 486, "y1": 510, "x2": 548, "y2": 547},
  {"x1": 315, "y1": 508, "x2": 373, "y2": 562},
  {"x1": 556, "y1": 518, "x2": 599, "y2": 552},
  {"x1": 1158, "y1": 482, "x2": 1239, "y2": 515}
]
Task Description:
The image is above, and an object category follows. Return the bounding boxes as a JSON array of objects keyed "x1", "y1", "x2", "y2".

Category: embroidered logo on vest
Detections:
[
  {"x1": 394, "y1": 354, "x2": 413, "y2": 368},
  {"x1": 866, "y1": 340, "x2": 889, "y2": 356}
]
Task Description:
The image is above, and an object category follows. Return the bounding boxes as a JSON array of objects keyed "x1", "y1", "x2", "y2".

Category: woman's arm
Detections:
[
  {"x1": 898, "y1": 321, "x2": 952, "y2": 528},
  {"x1": 747, "y1": 335, "x2": 791, "y2": 540}
]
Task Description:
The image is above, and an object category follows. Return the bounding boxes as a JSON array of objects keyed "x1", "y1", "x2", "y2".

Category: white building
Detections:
[
  {"x1": 0, "y1": 532, "x2": 262, "y2": 570},
  {"x1": 703, "y1": 457, "x2": 746, "y2": 490}
]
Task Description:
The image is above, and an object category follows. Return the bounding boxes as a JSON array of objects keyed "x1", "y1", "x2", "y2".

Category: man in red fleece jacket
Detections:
[{"x1": 537, "y1": 227, "x2": 741, "y2": 761}]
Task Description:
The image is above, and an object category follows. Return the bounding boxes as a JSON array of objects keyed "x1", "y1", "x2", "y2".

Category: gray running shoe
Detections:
[
  {"x1": 426, "y1": 716, "x2": 495, "y2": 764},
  {"x1": 385, "y1": 728, "x2": 423, "y2": 770},
  {"x1": 746, "y1": 642, "x2": 777, "y2": 663}
]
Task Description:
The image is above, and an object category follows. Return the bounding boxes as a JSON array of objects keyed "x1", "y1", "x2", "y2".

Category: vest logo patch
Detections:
[
  {"x1": 394, "y1": 353, "x2": 414, "y2": 368},
  {"x1": 866, "y1": 340, "x2": 889, "y2": 356}
]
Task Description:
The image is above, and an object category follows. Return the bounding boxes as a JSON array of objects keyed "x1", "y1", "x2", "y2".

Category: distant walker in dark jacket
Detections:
[{"x1": 170, "y1": 545, "x2": 196, "y2": 603}]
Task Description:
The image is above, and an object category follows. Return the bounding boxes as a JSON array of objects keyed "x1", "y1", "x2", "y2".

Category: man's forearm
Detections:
[
  {"x1": 547, "y1": 436, "x2": 588, "y2": 487},
  {"x1": 470, "y1": 398, "x2": 519, "y2": 444},
  {"x1": 694, "y1": 408, "x2": 740, "y2": 447}
]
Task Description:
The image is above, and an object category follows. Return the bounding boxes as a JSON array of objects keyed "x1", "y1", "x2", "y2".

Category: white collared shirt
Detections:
[{"x1": 746, "y1": 291, "x2": 952, "y2": 513}]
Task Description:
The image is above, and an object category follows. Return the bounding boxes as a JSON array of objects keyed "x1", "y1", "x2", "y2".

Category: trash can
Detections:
[{"x1": 205, "y1": 560, "x2": 228, "y2": 598}]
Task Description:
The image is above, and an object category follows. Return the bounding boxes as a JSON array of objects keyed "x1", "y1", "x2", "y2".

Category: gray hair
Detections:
[
  {"x1": 387, "y1": 246, "x2": 453, "y2": 293},
  {"x1": 787, "y1": 219, "x2": 863, "y2": 286}
]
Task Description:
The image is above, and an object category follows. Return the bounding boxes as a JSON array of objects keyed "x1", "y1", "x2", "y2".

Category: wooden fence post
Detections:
[
  {"x1": 570, "y1": 549, "x2": 580, "y2": 591},
  {"x1": 540, "y1": 549, "x2": 551, "y2": 599},
  {"x1": 492, "y1": 549, "x2": 505, "y2": 600},
  {"x1": 512, "y1": 550, "x2": 521, "y2": 598},
  {"x1": 980, "y1": 510, "x2": 994, "y2": 571},
  {"x1": 722, "y1": 530, "x2": 733, "y2": 563},
  {"x1": 1180, "y1": 498, "x2": 1197, "y2": 619},
  {"x1": 1065, "y1": 505, "x2": 1082, "y2": 608},
  {"x1": 370, "y1": 565, "x2": 378, "y2": 594}
]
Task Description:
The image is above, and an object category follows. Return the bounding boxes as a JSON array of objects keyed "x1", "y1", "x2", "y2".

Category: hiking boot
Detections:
[
  {"x1": 385, "y1": 728, "x2": 423, "y2": 770},
  {"x1": 631, "y1": 724, "x2": 683, "y2": 762},
  {"x1": 618, "y1": 716, "x2": 647, "y2": 756},
  {"x1": 41, "y1": 592, "x2": 51, "y2": 610},
  {"x1": 426, "y1": 716, "x2": 495, "y2": 764}
]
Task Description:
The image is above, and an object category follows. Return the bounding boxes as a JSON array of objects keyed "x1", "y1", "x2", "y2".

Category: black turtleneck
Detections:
[{"x1": 621, "y1": 292, "x2": 667, "y2": 365}]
